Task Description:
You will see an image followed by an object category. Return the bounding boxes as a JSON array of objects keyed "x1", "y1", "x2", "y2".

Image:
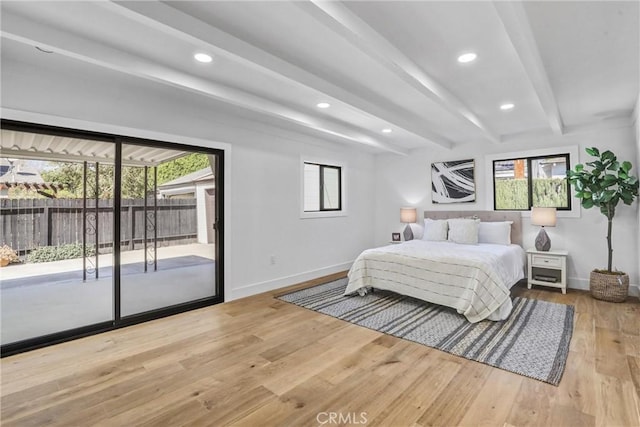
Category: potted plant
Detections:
[{"x1": 567, "y1": 147, "x2": 639, "y2": 302}]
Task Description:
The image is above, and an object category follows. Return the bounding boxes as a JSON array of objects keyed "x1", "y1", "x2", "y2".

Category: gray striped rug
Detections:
[{"x1": 278, "y1": 278, "x2": 574, "y2": 385}]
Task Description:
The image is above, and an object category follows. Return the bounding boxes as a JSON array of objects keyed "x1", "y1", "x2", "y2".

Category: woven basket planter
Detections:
[{"x1": 590, "y1": 271, "x2": 629, "y2": 303}]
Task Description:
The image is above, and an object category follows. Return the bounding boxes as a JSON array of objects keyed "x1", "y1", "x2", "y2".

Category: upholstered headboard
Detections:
[{"x1": 424, "y1": 210, "x2": 523, "y2": 247}]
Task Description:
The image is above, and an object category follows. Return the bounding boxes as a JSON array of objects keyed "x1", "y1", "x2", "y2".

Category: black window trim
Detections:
[
  {"x1": 493, "y1": 152, "x2": 572, "y2": 211},
  {"x1": 304, "y1": 161, "x2": 342, "y2": 212}
]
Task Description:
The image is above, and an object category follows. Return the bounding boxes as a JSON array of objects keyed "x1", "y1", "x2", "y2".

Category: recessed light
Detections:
[
  {"x1": 382, "y1": 128, "x2": 392, "y2": 133},
  {"x1": 194, "y1": 53, "x2": 213, "y2": 63},
  {"x1": 457, "y1": 52, "x2": 477, "y2": 63},
  {"x1": 500, "y1": 103, "x2": 515, "y2": 111},
  {"x1": 316, "y1": 102, "x2": 331, "y2": 109}
]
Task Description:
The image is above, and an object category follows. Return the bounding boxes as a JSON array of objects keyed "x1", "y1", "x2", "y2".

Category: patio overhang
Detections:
[{"x1": 1, "y1": 129, "x2": 190, "y2": 167}]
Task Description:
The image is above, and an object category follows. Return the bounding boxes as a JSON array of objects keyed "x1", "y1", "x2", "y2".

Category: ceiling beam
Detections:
[
  {"x1": 297, "y1": 0, "x2": 500, "y2": 144},
  {"x1": 1, "y1": 11, "x2": 407, "y2": 156},
  {"x1": 492, "y1": 1, "x2": 564, "y2": 136},
  {"x1": 102, "y1": 1, "x2": 448, "y2": 150}
]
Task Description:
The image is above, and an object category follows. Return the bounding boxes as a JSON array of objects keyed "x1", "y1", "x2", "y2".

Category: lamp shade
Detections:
[
  {"x1": 400, "y1": 207, "x2": 417, "y2": 224},
  {"x1": 531, "y1": 207, "x2": 557, "y2": 227}
]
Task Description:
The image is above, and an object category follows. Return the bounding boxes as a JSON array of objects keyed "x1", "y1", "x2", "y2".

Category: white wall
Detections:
[
  {"x1": 374, "y1": 124, "x2": 639, "y2": 296},
  {"x1": 1, "y1": 57, "x2": 376, "y2": 301},
  {"x1": 229, "y1": 140, "x2": 375, "y2": 299}
]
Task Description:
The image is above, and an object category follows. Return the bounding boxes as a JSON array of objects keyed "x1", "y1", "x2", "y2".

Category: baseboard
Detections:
[
  {"x1": 567, "y1": 277, "x2": 590, "y2": 292},
  {"x1": 228, "y1": 261, "x2": 353, "y2": 301},
  {"x1": 568, "y1": 277, "x2": 639, "y2": 298}
]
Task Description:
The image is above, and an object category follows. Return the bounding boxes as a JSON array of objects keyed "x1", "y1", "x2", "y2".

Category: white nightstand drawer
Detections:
[
  {"x1": 531, "y1": 254, "x2": 562, "y2": 268},
  {"x1": 527, "y1": 249, "x2": 568, "y2": 294}
]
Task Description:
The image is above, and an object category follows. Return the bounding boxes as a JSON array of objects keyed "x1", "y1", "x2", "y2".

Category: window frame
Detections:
[
  {"x1": 492, "y1": 153, "x2": 572, "y2": 211},
  {"x1": 300, "y1": 157, "x2": 347, "y2": 219}
]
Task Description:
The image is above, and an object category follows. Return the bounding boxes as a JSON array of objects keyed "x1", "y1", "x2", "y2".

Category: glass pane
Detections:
[
  {"x1": 532, "y1": 156, "x2": 569, "y2": 208},
  {"x1": 322, "y1": 167, "x2": 340, "y2": 210},
  {"x1": 120, "y1": 146, "x2": 217, "y2": 317},
  {"x1": 1, "y1": 135, "x2": 114, "y2": 345},
  {"x1": 303, "y1": 163, "x2": 320, "y2": 212},
  {"x1": 494, "y1": 159, "x2": 529, "y2": 210}
]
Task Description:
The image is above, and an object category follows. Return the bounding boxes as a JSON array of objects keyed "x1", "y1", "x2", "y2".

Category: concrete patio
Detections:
[{"x1": 1, "y1": 243, "x2": 216, "y2": 345}]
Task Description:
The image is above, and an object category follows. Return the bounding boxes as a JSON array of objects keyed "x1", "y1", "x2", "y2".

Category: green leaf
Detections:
[
  {"x1": 585, "y1": 147, "x2": 600, "y2": 157},
  {"x1": 575, "y1": 164, "x2": 584, "y2": 172},
  {"x1": 621, "y1": 161, "x2": 632, "y2": 172},
  {"x1": 607, "y1": 161, "x2": 619, "y2": 171},
  {"x1": 601, "y1": 151, "x2": 615, "y2": 162},
  {"x1": 575, "y1": 180, "x2": 584, "y2": 191},
  {"x1": 582, "y1": 198, "x2": 594, "y2": 209},
  {"x1": 602, "y1": 190, "x2": 616, "y2": 202}
]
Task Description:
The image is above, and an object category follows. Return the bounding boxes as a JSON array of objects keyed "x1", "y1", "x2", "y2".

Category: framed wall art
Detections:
[{"x1": 431, "y1": 159, "x2": 475, "y2": 204}]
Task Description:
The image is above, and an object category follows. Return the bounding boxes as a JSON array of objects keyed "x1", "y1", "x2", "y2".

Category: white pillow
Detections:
[
  {"x1": 478, "y1": 221, "x2": 513, "y2": 245},
  {"x1": 447, "y1": 218, "x2": 480, "y2": 245},
  {"x1": 422, "y1": 219, "x2": 448, "y2": 241}
]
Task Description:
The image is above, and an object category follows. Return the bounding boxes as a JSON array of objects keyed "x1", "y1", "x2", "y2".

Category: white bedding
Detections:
[{"x1": 344, "y1": 240, "x2": 526, "y2": 322}]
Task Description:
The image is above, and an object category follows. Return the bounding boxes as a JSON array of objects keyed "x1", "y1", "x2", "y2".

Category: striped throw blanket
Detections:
[{"x1": 345, "y1": 240, "x2": 525, "y2": 322}]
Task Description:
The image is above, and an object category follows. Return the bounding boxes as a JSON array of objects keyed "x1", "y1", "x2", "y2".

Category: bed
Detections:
[{"x1": 344, "y1": 211, "x2": 526, "y2": 322}]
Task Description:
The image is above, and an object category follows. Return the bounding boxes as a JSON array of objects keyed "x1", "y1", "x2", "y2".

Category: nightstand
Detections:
[{"x1": 526, "y1": 248, "x2": 568, "y2": 294}]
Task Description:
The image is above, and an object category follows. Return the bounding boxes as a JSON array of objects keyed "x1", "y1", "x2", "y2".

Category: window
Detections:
[
  {"x1": 303, "y1": 162, "x2": 342, "y2": 212},
  {"x1": 493, "y1": 154, "x2": 571, "y2": 211}
]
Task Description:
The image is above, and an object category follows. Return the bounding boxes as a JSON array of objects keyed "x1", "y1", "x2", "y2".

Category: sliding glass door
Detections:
[
  {"x1": 119, "y1": 143, "x2": 218, "y2": 317},
  {"x1": 0, "y1": 138, "x2": 116, "y2": 345},
  {"x1": 0, "y1": 121, "x2": 223, "y2": 356}
]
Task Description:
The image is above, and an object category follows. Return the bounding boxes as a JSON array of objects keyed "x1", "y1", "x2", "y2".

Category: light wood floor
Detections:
[{"x1": 2, "y1": 272, "x2": 639, "y2": 426}]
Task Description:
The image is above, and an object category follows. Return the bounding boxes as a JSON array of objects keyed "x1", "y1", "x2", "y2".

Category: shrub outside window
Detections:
[{"x1": 493, "y1": 154, "x2": 571, "y2": 210}]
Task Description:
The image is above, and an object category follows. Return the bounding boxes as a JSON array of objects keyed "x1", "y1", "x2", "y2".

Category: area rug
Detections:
[{"x1": 277, "y1": 278, "x2": 574, "y2": 385}]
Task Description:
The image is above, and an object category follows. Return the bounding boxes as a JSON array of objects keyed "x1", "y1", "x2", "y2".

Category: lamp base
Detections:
[
  {"x1": 403, "y1": 224, "x2": 414, "y2": 241},
  {"x1": 535, "y1": 227, "x2": 551, "y2": 251}
]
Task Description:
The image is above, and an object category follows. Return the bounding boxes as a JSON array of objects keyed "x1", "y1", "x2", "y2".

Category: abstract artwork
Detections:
[{"x1": 431, "y1": 159, "x2": 475, "y2": 203}]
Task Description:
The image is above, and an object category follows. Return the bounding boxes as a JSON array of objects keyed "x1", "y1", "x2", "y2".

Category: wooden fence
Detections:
[{"x1": 0, "y1": 198, "x2": 198, "y2": 255}]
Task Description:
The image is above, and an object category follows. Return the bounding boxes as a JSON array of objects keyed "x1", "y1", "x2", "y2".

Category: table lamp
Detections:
[
  {"x1": 531, "y1": 207, "x2": 556, "y2": 251},
  {"x1": 400, "y1": 207, "x2": 417, "y2": 241}
]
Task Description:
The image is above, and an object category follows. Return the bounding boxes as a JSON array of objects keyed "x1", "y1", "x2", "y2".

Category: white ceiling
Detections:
[{"x1": 1, "y1": 1, "x2": 638, "y2": 155}]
